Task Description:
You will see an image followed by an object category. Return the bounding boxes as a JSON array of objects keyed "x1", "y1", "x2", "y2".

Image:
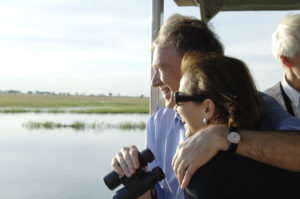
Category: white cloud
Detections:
[
  {"x1": 0, "y1": 6, "x2": 25, "y2": 20},
  {"x1": 1, "y1": 0, "x2": 299, "y2": 96}
]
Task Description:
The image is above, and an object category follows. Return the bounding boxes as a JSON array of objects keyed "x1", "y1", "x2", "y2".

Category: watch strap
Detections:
[
  {"x1": 228, "y1": 142, "x2": 238, "y2": 153},
  {"x1": 228, "y1": 126, "x2": 239, "y2": 153}
]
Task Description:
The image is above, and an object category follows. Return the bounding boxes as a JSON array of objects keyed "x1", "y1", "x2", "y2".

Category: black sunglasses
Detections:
[{"x1": 174, "y1": 91, "x2": 212, "y2": 106}]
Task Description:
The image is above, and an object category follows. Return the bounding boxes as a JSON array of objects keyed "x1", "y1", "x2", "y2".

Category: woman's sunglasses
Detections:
[{"x1": 174, "y1": 91, "x2": 211, "y2": 106}]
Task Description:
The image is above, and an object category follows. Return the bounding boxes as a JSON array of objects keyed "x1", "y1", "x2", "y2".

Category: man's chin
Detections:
[{"x1": 164, "y1": 99, "x2": 175, "y2": 109}]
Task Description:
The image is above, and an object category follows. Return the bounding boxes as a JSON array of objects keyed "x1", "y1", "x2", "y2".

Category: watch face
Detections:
[{"x1": 227, "y1": 132, "x2": 241, "y2": 144}]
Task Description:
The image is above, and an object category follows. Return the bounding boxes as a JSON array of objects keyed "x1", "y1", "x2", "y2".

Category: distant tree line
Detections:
[{"x1": 0, "y1": 89, "x2": 146, "y2": 98}]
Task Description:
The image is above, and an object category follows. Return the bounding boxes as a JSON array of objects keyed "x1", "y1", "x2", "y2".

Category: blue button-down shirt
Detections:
[{"x1": 146, "y1": 107, "x2": 185, "y2": 199}]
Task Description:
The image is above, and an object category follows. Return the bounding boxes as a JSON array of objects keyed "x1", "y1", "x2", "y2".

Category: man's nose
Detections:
[{"x1": 151, "y1": 70, "x2": 162, "y2": 87}]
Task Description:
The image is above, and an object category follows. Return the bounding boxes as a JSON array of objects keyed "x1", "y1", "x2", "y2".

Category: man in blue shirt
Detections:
[{"x1": 111, "y1": 14, "x2": 300, "y2": 199}]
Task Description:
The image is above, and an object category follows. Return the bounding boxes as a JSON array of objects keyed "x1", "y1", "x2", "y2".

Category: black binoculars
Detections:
[{"x1": 103, "y1": 148, "x2": 165, "y2": 199}]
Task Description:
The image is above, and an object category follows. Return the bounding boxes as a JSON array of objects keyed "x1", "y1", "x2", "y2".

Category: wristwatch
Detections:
[{"x1": 226, "y1": 127, "x2": 241, "y2": 153}]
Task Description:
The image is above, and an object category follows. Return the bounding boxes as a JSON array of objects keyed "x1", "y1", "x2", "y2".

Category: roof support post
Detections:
[
  {"x1": 197, "y1": 0, "x2": 209, "y2": 23},
  {"x1": 150, "y1": 0, "x2": 164, "y2": 115}
]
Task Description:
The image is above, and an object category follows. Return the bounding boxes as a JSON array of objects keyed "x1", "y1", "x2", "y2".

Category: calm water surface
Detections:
[{"x1": 0, "y1": 113, "x2": 148, "y2": 199}]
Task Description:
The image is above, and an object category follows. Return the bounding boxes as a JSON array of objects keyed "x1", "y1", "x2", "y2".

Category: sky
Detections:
[{"x1": 0, "y1": 0, "x2": 299, "y2": 97}]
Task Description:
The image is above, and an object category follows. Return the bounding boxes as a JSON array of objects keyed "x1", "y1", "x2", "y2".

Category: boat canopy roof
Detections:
[{"x1": 174, "y1": 0, "x2": 300, "y2": 22}]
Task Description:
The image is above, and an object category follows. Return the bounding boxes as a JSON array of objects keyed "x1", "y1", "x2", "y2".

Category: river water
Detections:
[{"x1": 0, "y1": 113, "x2": 148, "y2": 199}]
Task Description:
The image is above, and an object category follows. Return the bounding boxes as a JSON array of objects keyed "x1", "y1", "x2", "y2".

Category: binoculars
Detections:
[{"x1": 103, "y1": 149, "x2": 165, "y2": 199}]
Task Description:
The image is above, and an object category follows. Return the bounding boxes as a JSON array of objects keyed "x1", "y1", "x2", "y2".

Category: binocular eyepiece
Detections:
[{"x1": 103, "y1": 148, "x2": 165, "y2": 199}]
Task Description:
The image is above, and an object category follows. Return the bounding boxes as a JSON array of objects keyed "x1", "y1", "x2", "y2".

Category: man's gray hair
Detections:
[
  {"x1": 153, "y1": 14, "x2": 224, "y2": 56},
  {"x1": 272, "y1": 13, "x2": 300, "y2": 61}
]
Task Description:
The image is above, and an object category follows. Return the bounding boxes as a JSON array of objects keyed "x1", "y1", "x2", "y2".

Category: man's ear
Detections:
[
  {"x1": 280, "y1": 55, "x2": 294, "y2": 67},
  {"x1": 203, "y1": 99, "x2": 216, "y2": 122}
]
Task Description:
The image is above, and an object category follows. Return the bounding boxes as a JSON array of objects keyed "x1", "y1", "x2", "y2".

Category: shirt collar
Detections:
[
  {"x1": 174, "y1": 111, "x2": 182, "y2": 121},
  {"x1": 281, "y1": 74, "x2": 300, "y2": 108}
]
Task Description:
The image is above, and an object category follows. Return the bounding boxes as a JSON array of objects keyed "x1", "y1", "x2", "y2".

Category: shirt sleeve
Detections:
[
  {"x1": 261, "y1": 93, "x2": 300, "y2": 131},
  {"x1": 146, "y1": 113, "x2": 166, "y2": 199}
]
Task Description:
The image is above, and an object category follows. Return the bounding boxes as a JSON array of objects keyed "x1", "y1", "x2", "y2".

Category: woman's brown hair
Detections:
[{"x1": 181, "y1": 51, "x2": 266, "y2": 129}]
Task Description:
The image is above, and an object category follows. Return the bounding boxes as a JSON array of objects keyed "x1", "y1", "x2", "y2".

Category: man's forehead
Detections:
[
  {"x1": 154, "y1": 46, "x2": 176, "y2": 54},
  {"x1": 152, "y1": 46, "x2": 177, "y2": 69}
]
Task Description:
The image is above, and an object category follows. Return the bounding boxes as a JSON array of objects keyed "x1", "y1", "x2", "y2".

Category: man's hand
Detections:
[
  {"x1": 172, "y1": 125, "x2": 229, "y2": 189},
  {"x1": 111, "y1": 145, "x2": 140, "y2": 177}
]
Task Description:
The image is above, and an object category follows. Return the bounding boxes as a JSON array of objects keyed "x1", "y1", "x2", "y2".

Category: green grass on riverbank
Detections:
[{"x1": 0, "y1": 94, "x2": 149, "y2": 114}]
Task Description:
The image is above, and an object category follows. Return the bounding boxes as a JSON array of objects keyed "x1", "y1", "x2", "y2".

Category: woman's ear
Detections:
[{"x1": 203, "y1": 99, "x2": 216, "y2": 122}]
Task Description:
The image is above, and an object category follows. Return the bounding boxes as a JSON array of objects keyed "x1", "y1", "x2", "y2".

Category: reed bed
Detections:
[{"x1": 23, "y1": 121, "x2": 146, "y2": 131}]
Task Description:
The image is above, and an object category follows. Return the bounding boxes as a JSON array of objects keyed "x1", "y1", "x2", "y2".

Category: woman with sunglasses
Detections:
[{"x1": 174, "y1": 51, "x2": 300, "y2": 199}]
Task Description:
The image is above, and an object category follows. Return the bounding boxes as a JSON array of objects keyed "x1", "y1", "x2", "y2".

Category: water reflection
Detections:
[{"x1": 0, "y1": 113, "x2": 147, "y2": 199}]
